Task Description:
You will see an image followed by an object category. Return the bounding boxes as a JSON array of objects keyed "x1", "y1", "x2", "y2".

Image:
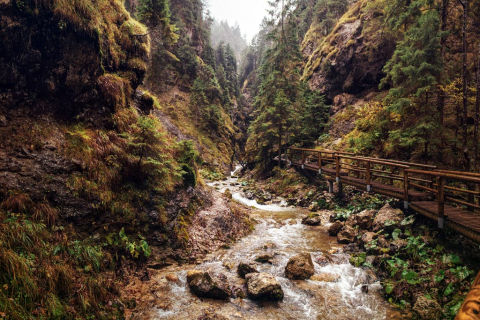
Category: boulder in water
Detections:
[
  {"x1": 237, "y1": 262, "x2": 258, "y2": 278},
  {"x1": 285, "y1": 252, "x2": 315, "y2": 280},
  {"x1": 311, "y1": 273, "x2": 340, "y2": 282},
  {"x1": 245, "y1": 272, "x2": 284, "y2": 301},
  {"x1": 255, "y1": 254, "x2": 274, "y2": 264},
  {"x1": 187, "y1": 270, "x2": 232, "y2": 300},
  {"x1": 328, "y1": 221, "x2": 344, "y2": 236},
  {"x1": 302, "y1": 213, "x2": 322, "y2": 226},
  {"x1": 337, "y1": 225, "x2": 357, "y2": 244}
]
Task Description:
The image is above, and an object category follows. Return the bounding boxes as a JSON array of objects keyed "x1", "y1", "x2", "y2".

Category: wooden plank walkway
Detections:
[
  {"x1": 280, "y1": 147, "x2": 480, "y2": 319},
  {"x1": 281, "y1": 147, "x2": 480, "y2": 243}
]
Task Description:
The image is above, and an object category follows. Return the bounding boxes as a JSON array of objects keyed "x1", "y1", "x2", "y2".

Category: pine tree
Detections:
[{"x1": 380, "y1": 0, "x2": 443, "y2": 158}]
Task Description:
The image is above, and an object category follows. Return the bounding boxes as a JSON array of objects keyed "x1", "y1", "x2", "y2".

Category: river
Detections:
[{"x1": 141, "y1": 167, "x2": 393, "y2": 319}]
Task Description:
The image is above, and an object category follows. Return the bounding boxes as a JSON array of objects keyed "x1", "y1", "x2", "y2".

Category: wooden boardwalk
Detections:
[
  {"x1": 281, "y1": 147, "x2": 480, "y2": 243},
  {"x1": 280, "y1": 147, "x2": 480, "y2": 320}
]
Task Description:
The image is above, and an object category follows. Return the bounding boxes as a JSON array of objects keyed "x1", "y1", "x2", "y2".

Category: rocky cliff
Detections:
[
  {"x1": 300, "y1": 0, "x2": 397, "y2": 146},
  {"x1": 302, "y1": 0, "x2": 395, "y2": 102}
]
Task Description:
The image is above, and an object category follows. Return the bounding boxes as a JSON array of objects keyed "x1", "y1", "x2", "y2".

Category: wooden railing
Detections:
[
  {"x1": 282, "y1": 147, "x2": 480, "y2": 319},
  {"x1": 284, "y1": 147, "x2": 480, "y2": 239}
]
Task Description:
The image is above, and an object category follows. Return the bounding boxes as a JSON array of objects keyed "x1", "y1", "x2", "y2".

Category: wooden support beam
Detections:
[
  {"x1": 366, "y1": 161, "x2": 372, "y2": 192},
  {"x1": 318, "y1": 151, "x2": 322, "y2": 174},
  {"x1": 403, "y1": 169, "x2": 409, "y2": 209},
  {"x1": 335, "y1": 154, "x2": 341, "y2": 184},
  {"x1": 301, "y1": 150, "x2": 306, "y2": 169},
  {"x1": 438, "y1": 176, "x2": 446, "y2": 229}
]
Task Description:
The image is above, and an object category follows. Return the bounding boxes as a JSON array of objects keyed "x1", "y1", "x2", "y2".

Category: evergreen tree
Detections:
[
  {"x1": 380, "y1": 0, "x2": 443, "y2": 157},
  {"x1": 137, "y1": 0, "x2": 178, "y2": 44}
]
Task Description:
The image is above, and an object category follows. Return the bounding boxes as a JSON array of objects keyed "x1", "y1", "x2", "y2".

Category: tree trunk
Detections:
[
  {"x1": 437, "y1": 0, "x2": 449, "y2": 130},
  {"x1": 475, "y1": 43, "x2": 480, "y2": 171},
  {"x1": 461, "y1": 0, "x2": 469, "y2": 169}
]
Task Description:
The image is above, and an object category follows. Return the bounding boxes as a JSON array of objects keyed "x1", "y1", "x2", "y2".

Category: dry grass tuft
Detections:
[
  {"x1": 1, "y1": 193, "x2": 33, "y2": 213},
  {"x1": 33, "y1": 202, "x2": 59, "y2": 227}
]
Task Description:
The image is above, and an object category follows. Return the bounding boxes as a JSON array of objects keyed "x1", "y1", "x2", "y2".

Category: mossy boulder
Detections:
[
  {"x1": 237, "y1": 262, "x2": 258, "y2": 279},
  {"x1": 285, "y1": 253, "x2": 315, "y2": 280},
  {"x1": 245, "y1": 273, "x2": 284, "y2": 301},
  {"x1": 187, "y1": 269, "x2": 232, "y2": 300}
]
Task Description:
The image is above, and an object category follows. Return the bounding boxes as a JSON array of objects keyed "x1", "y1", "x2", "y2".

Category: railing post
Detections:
[
  {"x1": 318, "y1": 151, "x2": 322, "y2": 175},
  {"x1": 301, "y1": 150, "x2": 306, "y2": 169},
  {"x1": 437, "y1": 176, "x2": 445, "y2": 229},
  {"x1": 366, "y1": 160, "x2": 371, "y2": 192},
  {"x1": 403, "y1": 169, "x2": 409, "y2": 209},
  {"x1": 335, "y1": 154, "x2": 343, "y2": 196},
  {"x1": 335, "y1": 154, "x2": 340, "y2": 184}
]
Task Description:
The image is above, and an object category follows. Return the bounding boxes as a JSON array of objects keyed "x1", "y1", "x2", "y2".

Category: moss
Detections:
[
  {"x1": 97, "y1": 73, "x2": 132, "y2": 110},
  {"x1": 301, "y1": 0, "x2": 383, "y2": 81}
]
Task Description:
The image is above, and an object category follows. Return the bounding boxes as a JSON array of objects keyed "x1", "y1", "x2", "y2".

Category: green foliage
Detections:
[
  {"x1": 177, "y1": 140, "x2": 200, "y2": 187},
  {"x1": 0, "y1": 209, "x2": 118, "y2": 319},
  {"x1": 312, "y1": 0, "x2": 349, "y2": 36},
  {"x1": 121, "y1": 115, "x2": 179, "y2": 192},
  {"x1": 106, "y1": 228, "x2": 151, "y2": 259},
  {"x1": 137, "y1": 0, "x2": 178, "y2": 44},
  {"x1": 245, "y1": 0, "x2": 331, "y2": 171}
]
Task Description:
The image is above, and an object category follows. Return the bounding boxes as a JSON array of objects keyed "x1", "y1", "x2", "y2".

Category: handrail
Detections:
[
  {"x1": 285, "y1": 146, "x2": 480, "y2": 319},
  {"x1": 406, "y1": 169, "x2": 480, "y2": 184}
]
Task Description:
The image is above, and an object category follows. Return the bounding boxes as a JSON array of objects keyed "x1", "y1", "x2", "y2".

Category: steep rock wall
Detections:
[
  {"x1": 302, "y1": 0, "x2": 396, "y2": 102},
  {"x1": 0, "y1": 0, "x2": 149, "y2": 118}
]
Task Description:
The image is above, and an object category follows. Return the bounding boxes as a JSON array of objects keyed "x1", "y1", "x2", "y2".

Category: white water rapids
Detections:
[{"x1": 146, "y1": 166, "x2": 392, "y2": 319}]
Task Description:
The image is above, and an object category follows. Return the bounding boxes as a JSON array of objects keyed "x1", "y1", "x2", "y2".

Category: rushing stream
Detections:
[{"x1": 145, "y1": 167, "x2": 393, "y2": 319}]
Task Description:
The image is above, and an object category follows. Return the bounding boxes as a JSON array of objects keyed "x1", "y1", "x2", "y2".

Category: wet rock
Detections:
[
  {"x1": 360, "y1": 232, "x2": 376, "y2": 247},
  {"x1": 337, "y1": 225, "x2": 357, "y2": 244},
  {"x1": 311, "y1": 273, "x2": 340, "y2": 282},
  {"x1": 302, "y1": 213, "x2": 322, "y2": 226},
  {"x1": 187, "y1": 270, "x2": 232, "y2": 300},
  {"x1": 342, "y1": 243, "x2": 360, "y2": 253},
  {"x1": 231, "y1": 285, "x2": 247, "y2": 299},
  {"x1": 224, "y1": 189, "x2": 232, "y2": 199},
  {"x1": 308, "y1": 202, "x2": 319, "y2": 212},
  {"x1": 255, "y1": 254, "x2": 273, "y2": 264},
  {"x1": 237, "y1": 262, "x2": 258, "y2": 279},
  {"x1": 285, "y1": 253, "x2": 315, "y2": 280},
  {"x1": 328, "y1": 221, "x2": 344, "y2": 236},
  {"x1": 245, "y1": 273, "x2": 284, "y2": 301},
  {"x1": 245, "y1": 192, "x2": 254, "y2": 200},
  {"x1": 361, "y1": 284, "x2": 369, "y2": 293},
  {"x1": 316, "y1": 254, "x2": 333, "y2": 266},
  {"x1": 355, "y1": 209, "x2": 376, "y2": 229},
  {"x1": 197, "y1": 309, "x2": 229, "y2": 320},
  {"x1": 413, "y1": 296, "x2": 441, "y2": 319},
  {"x1": 373, "y1": 204, "x2": 405, "y2": 231},
  {"x1": 222, "y1": 261, "x2": 235, "y2": 270},
  {"x1": 365, "y1": 268, "x2": 378, "y2": 284},
  {"x1": 165, "y1": 273, "x2": 179, "y2": 283},
  {"x1": 262, "y1": 242, "x2": 277, "y2": 250}
]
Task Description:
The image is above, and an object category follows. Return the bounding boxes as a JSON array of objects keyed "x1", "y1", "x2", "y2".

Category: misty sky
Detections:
[{"x1": 206, "y1": 0, "x2": 269, "y2": 42}]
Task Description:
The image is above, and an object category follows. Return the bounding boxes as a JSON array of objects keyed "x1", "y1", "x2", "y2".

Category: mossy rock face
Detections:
[
  {"x1": 302, "y1": 0, "x2": 396, "y2": 101},
  {"x1": 0, "y1": 0, "x2": 149, "y2": 118}
]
